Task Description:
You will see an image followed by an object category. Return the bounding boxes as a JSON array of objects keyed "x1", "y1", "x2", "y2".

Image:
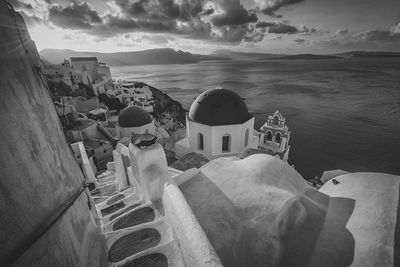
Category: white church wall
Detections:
[
  {"x1": 186, "y1": 117, "x2": 255, "y2": 159},
  {"x1": 210, "y1": 117, "x2": 255, "y2": 158},
  {"x1": 187, "y1": 120, "x2": 213, "y2": 158}
]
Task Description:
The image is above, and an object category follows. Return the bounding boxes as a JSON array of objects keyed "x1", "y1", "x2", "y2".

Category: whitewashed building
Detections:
[
  {"x1": 111, "y1": 81, "x2": 154, "y2": 112},
  {"x1": 259, "y1": 110, "x2": 291, "y2": 152}
]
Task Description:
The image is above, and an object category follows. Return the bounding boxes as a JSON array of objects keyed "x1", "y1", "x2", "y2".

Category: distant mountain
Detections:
[
  {"x1": 261, "y1": 54, "x2": 341, "y2": 60},
  {"x1": 211, "y1": 49, "x2": 400, "y2": 60},
  {"x1": 211, "y1": 49, "x2": 286, "y2": 60},
  {"x1": 333, "y1": 51, "x2": 400, "y2": 58},
  {"x1": 40, "y1": 48, "x2": 226, "y2": 66}
]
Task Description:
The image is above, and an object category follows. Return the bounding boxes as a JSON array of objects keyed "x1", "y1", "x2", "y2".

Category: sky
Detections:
[{"x1": 11, "y1": 0, "x2": 400, "y2": 54}]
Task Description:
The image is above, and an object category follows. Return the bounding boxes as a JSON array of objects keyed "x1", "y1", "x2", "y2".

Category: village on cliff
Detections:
[
  {"x1": 44, "y1": 55, "x2": 299, "y2": 182},
  {"x1": 2, "y1": 2, "x2": 399, "y2": 267}
]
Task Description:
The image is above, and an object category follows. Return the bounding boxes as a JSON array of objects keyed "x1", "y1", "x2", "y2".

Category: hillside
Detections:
[
  {"x1": 333, "y1": 51, "x2": 400, "y2": 58},
  {"x1": 211, "y1": 49, "x2": 286, "y2": 59},
  {"x1": 40, "y1": 48, "x2": 225, "y2": 66},
  {"x1": 211, "y1": 49, "x2": 400, "y2": 60}
]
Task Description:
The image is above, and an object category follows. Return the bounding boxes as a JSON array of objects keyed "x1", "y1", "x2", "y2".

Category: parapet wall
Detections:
[
  {"x1": 0, "y1": 2, "x2": 107, "y2": 266},
  {"x1": 163, "y1": 179, "x2": 223, "y2": 267}
]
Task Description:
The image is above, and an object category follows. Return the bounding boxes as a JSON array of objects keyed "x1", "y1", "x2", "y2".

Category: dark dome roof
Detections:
[
  {"x1": 188, "y1": 89, "x2": 253, "y2": 126},
  {"x1": 118, "y1": 106, "x2": 152, "y2": 128}
]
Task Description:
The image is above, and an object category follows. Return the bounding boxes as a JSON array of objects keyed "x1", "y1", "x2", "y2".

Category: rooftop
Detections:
[
  {"x1": 188, "y1": 88, "x2": 253, "y2": 126},
  {"x1": 70, "y1": 57, "x2": 98, "y2": 62},
  {"x1": 118, "y1": 106, "x2": 152, "y2": 128}
]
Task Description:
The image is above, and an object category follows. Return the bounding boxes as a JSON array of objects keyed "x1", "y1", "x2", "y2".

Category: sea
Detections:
[{"x1": 110, "y1": 58, "x2": 400, "y2": 179}]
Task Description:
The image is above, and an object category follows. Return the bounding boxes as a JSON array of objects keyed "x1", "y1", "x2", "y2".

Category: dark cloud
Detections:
[
  {"x1": 102, "y1": 14, "x2": 177, "y2": 33},
  {"x1": 319, "y1": 23, "x2": 400, "y2": 51},
  {"x1": 200, "y1": 7, "x2": 214, "y2": 16},
  {"x1": 335, "y1": 29, "x2": 349, "y2": 35},
  {"x1": 216, "y1": 24, "x2": 261, "y2": 43},
  {"x1": 178, "y1": 17, "x2": 212, "y2": 39},
  {"x1": 115, "y1": 0, "x2": 148, "y2": 16},
  {"x1": 358, "y1": 29, "x2": 400, "y2": 42},
  {"x1": 257, "y1": 0, "x2": 305, "y2": 16},
  {"x1": 107, "y1": 0, "x2": 261, "y2": 42},
  {"x1": 178, "y1": 0, "x2": 204, "y2": 21},
  {"x1": 210, "y1": 0, "x2": 258, "y2": 27},
  {"x1": 8, "y1": 0, "x2": 33, "y2": 10},
  {"x1": 18, "y1": 11, "x2": 45, "y2": 26},
  {"x1": 268, "y1": 23, "x2": 298, "y2": 34},
  {"x1": 160, "y1": 0, "x2": 181, "y2": 19},
  {"x1": 43, "y1": 0, "x2": 264, "y2": 43},
  {"x1": 299, "y1": 25, "x2": 317, "y2": 34},
  {"x1": 49, "y1": 2, "x2": 102, "y2": 29},
  {"x1": 255, "y1": 21, "x2": 276, "y2": 28}
]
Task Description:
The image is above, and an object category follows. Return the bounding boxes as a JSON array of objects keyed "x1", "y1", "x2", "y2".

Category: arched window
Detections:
[
  {"x1": 267, "y1": 131, "x2": 272, "y2": 141},
  {"x1": 275, "y1": 132, "x2": 282, "y2": 143},
  {"x1": 245, "y1": 129, "x2": 249, "y2": 146},
  {"x1": 273, "y1": 116, "x2": 279, "y2": 126},
  {"x1": 198, "y1": 133, "x2": 204, "y2": 150},
  {"x1": 222, "y1": 134, "x2": 231, "y2": 153}
]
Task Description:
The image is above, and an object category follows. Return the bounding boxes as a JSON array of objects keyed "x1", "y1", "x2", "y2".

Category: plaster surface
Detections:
[
  {"x1": 179, "y1": 154, "x2": 399, "y2": 267},
  {"x1": 0, "y1": 3, "x2": 107, "y2": 265}
]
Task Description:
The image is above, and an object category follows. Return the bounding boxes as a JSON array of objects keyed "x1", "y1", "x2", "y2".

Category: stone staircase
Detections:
[{"x1": 92, "y1": 169, "x2": 185, "y2": 267}]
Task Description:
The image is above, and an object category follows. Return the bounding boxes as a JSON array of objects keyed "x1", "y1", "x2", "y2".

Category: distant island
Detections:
[
  {"x1": 211, "y1": 50, "x2": 400, "y2": 60},
  {"x1": 41, "y1": 48, "x2": 400, "y2": 66},
  {"x1": 334, "y1": 51, "x2": 400, "y2": 58},
  {"x1": 40, "y1": 48, "x2": 227, "y2": 66},
  {"x1": 260, "y1": 54, "x2": 341, "y2": 60},
  {"x1": 210, "y1": 49, "x2": 286, "y2": 60}
]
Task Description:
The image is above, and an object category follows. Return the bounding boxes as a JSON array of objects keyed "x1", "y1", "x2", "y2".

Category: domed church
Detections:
[
  {"x1": 116, "y1": 106, "x2": 155, "y2": 138},
  {"x1": 175, "y1": 88, "x2": 258, "y2": 159}
]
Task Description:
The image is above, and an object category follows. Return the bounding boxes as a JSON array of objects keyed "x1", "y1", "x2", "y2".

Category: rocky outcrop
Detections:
[{"x1": 133, "y1": 82, "x2": 187, "y2": 125}]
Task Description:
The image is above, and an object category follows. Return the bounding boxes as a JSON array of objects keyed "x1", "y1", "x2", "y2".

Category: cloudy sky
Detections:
[{"x1": 12, "y1": 0, "x2": 400, "y2": 54}]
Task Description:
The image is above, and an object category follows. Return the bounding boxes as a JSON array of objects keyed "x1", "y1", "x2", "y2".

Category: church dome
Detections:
[
  {"x1": 188, "y1": 89, "x2": 253, "y2": 126},
  {"x1": 118, "y1": 106, "x2": 152, "y2": 128}
]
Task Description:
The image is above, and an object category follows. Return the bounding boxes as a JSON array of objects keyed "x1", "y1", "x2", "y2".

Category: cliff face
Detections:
[
  {"x1": 150, "y1": 86, "x2": 187, "y2": 124},
  {"x1": 129, "y1": 82, "x2": 187, "y2": 125}
]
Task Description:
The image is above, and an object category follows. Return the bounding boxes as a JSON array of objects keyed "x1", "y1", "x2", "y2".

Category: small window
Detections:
[
  {"x1": 267, "y1": 131, "x2": 272, "y2": 141},
  {"x1": 275, "y1": 133, "x2": 282, "y2": 143},
  {"x1": 273, "y1": 116, "x2": 279, "y2": 126},
  {"x1": 222, "y1": 134, "x2": 231, "y2": 153},
  {"x1": 198, "y1": 133, "x2": 204, "y2": 150}
]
